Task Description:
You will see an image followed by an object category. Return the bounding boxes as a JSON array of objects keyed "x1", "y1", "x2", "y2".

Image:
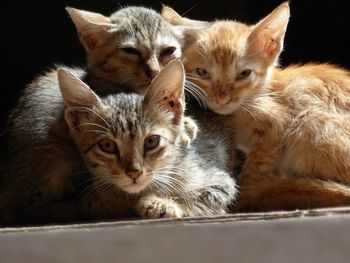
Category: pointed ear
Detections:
[
  {"x1": 66, "y1": 7, "x2": 112, "y2": 50},
  {"x1": 247, "y1": 2, "x2": 290, "y2": 62},
  {"x1": 58, "y1": 68, "x2": 102, "y2": 131},
  {"x1": 58, "y1": 68, "x2": 100, "y2": 108},
  {"x1": 162, "y1": 5, "x2": 210, "y2": 50},
  {"x1": 161, "y1": 5, "x2": 211, "y2": 27},
  {"x1": 143, "y1": 59, "x2": 185, "y2": 124}
]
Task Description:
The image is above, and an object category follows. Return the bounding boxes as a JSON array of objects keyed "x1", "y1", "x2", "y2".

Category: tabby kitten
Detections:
[
  {"x1": 0, "y1": 6, "x2": 194, "y2": 223},
  {"x1": 0, "y1": 60, "x2": 237, "y2": 224},
  {"x1": 163, "y1": 3, "x2": 350, "y2": 211},
  {"x1": 66, "y1": 6, "x2": 183, "y2": 94}
]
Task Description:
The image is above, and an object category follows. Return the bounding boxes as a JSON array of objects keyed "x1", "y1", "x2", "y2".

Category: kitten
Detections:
[
  {"x1": 0, "y1": 6, "x2": 195, "y2": 223},
  {"x1": 163, "y1": 3, "x2": 350, "y2": 211},
  {"x1": 66, "y1": 6, "x2": 183, "y2": 94},
  {"x1": 0, "y1": 60, "x2": 237, "y2": 224},
  {"x1": 3, "y1": 5, "x2": 186, "y2": 148}
]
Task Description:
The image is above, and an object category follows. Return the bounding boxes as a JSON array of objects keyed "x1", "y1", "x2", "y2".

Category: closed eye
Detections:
[{"x1": 121, "y1": 47, "x2": 142, "y2": 57}]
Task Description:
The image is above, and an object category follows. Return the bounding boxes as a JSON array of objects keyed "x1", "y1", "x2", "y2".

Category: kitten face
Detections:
[
  {"x1": 67, "y1": 7, "x2": 182, "y2": 92},
  {"x1": 72, "y1": 99, "x2": 179, "y2": 194},
  {"x1": 163, "y1": 3, "x2": 289, "y2": 114},
  {"x1": 58, "y1": 60, "x2": 187, "y2": 194},
  {"x1": 184, "y1": 22, "x2": 265, "y2": 114}
]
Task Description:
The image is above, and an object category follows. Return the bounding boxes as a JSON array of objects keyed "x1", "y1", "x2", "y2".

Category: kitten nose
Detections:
[
  {"x1": 126, "y1": 169, "x2": 143, "y2": 180},
  {"x1": 215, "y1": 91, "x2": 231, "y2": 105},
  {"x1": 145, "y1": 68, "x2": 160, "y2": 79}
]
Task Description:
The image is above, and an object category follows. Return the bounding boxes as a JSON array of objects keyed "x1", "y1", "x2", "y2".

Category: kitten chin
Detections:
[{"x1": 120, "y1": 181, "x2": 150, "y2": 194}]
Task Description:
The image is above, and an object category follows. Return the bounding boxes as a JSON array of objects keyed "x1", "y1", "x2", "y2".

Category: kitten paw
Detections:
[
  {"x1": 184, "y1": 116, "x2": 198, "y2": 141},
  {"x1": 136, "y1": 195, "x2": 183, "y2": 219},
  {"x1": 180, "y1": 117, "x2": 198, "y2": 148}
]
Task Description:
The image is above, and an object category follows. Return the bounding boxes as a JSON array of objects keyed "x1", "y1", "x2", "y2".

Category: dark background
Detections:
[{"x1": 1, "y1": 0, "x2": 349, "y2": 129}]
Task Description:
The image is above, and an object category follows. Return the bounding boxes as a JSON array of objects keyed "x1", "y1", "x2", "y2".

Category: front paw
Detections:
[
  {"x1": 136, "y1": 195, "x2": 183, "y2": 219},
  {"x1": 184, "y1": 116, "x2": 198, "y2": 141},
  {"x1": 179, "y1": 117, "x2": 198, "y2": 149}
]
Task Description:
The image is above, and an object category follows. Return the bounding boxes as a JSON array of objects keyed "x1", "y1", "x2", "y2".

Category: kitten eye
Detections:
[
  {"x1": 160, "y1": 46, "x2": 176, "y2": 57},
  {"x1": 121, "y1": 47, "x2": 141, "y2": 57},
  {"x1": 236, "y1": 69, "x2": 252, "y2": 80},
  {"x1": 144, "y1": 135, "x2": 160, "y2": 151},
  {"x1": 196, "y1": 68, "x2": 210, "y2": 79},
  {"x1": 99, "y1": 139, "x2": 118, "y2": 154}
]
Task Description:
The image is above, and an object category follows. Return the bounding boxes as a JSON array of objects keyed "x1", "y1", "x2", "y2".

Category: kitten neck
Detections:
[{"x1": 84, "y1": 72, "x2": 122, "y2": 96}]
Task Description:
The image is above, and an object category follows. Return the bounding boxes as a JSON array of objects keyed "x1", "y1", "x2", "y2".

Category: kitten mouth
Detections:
[
  {"x1": 210, "y1": 101, "x2": 238, "y2": 115},
  {"x1": 122, "y1": 179, "x2": 149, "y2": 194}
]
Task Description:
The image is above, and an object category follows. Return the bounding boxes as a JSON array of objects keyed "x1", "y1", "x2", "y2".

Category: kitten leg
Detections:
[
  {"x1": 135, "y1": 194, "x2": 183, "y2": 219},
  {"x1": 239, "y1": 135, "x2": 282, "y2": 186},
  {"x1": 232, "y1": 177, "x2": 350, "y2": 212},
  {"x1": 0, "y1": 146, "x2": 82, "y2": 225},
  {"x1": 179, "y1": 116, "x2": 198, "y2": 148},
  {"x1": 77, "y1": 187, "x2": 137, "y2": 220},
  {"x1": 183, "y1": 173, "x2": 237, "y2": 216}
]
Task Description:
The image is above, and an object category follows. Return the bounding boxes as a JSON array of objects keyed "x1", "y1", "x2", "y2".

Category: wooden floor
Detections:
[{"x1": 1, "y1": 207, "x2": 350, "y2": 263}]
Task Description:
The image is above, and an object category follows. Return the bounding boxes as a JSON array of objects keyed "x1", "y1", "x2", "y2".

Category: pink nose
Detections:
[
  {"x1": 215, "y1": 93, "x2": 230, "y2": 105},
  {"x1": 126, "y1": 170, "x2": 142, "y2": 180}
]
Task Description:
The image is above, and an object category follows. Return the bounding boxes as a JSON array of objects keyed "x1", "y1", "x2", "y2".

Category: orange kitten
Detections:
[{"x1": 163, "y1": 3, "x2": 350, "y2": 211}]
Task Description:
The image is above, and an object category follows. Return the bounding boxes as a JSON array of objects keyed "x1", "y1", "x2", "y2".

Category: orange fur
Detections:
[
  {"x1": 163, "y1": 2, "x2": 350, "y2": 211},
  {"x1": 233, "y1": 178, "x2": 350, "y2": 212}
]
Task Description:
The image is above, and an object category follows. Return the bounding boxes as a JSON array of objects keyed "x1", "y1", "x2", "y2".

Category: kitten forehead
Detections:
[
  {"x1": 109, "y1": 7, "x2": 178, "y2": 42},
  {"x1": 101, "y1": 93, "x2": 171, "y2": 139},
  {"x1": 191, "y1": 21, "x2": 251, "y2": 77},
  {"x1": 205, "y1": 21, "x2": 250, "y2": 62},
  {"x1": 121, "y1": 34, "x2": 180, "y2": 50}
]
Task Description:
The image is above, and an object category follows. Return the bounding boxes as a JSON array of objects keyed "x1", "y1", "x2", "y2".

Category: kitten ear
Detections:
[
  {"x1": 57, "y1": 68, "x2": 100, "y2": 108},
  {"x1": 58, "y1": 68, "x2": 102, "y2": 131},
  {"x1": 161, "y1": 5, "x2": 211, "y2": 27},
  {"x1": 66, "y1": 7, "x2": 112, "y2": 50},
  {"x1": 247, "y1": 2, "x2": 290, "y2": 62},
  {"x1": 143, "y1": 59, "x2": 185, "y2": 124},
  {"x1": 162, "y1": 5, "x2": 210, "y2": 50}
]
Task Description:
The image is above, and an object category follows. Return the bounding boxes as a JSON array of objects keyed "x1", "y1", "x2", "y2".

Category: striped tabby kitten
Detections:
[
  {"x1": 163, "y1": 3, "x2": 350, "y2": 211},
  {"x1": 66, "y1": 6, "x2": 183, "y2": 94},
  {"x1": 0, "y1": 61, "x2": 237, "y2": 224},
  {"x1": 0, "y1": 6, "x2": 194, "y2": 224}
]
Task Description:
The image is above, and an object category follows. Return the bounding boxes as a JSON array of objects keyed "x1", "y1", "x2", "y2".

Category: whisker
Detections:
[{"x1": 70, "y1": 106, "x2": 112, "y2": 129}]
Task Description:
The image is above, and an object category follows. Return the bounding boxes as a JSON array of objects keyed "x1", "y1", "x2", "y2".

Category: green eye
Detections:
[
  {"x1": 121, "y1": 47, "x2": 141, "y2": 57},
  {"x1": 196, "y1": 68, "x2": 210, "y2": 79},
  {"x1": 99, "y1": 139, "x2": 118, "y2": 154},
  {"x1": 236, "y1": 69, "x2": 252, "y2": 80},
  {"x1": 144, "y1": 135, "x2": 161, "y2": 151}
]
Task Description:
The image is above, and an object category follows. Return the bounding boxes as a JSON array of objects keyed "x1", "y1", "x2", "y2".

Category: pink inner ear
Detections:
[
  {"x1": 161, "y1": 96, "x2": 176, "y2": 112},
  {"x1": 257, "y1": 30, "x2": 280, "y2": 58},
  {"x1": 160, "y1": 95, "x2": 183, "y2": 124},
  {"x1": 82, "y1": 34, "x2": 98, "y2": 50}
]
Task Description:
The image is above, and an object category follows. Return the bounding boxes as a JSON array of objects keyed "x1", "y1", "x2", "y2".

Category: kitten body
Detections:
[
  {"x1": 0, "y1": 60, "x2": 236, "y2": 224},
  {"x1": 163, "y1": 3, "x2": 350, "y2": 211},
  {"x1": 0, "y1": 6, "x2": 188, "y2": 224},
  {"x1": 4, "y1": 6, "x2": 184, "y2": 142}
]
